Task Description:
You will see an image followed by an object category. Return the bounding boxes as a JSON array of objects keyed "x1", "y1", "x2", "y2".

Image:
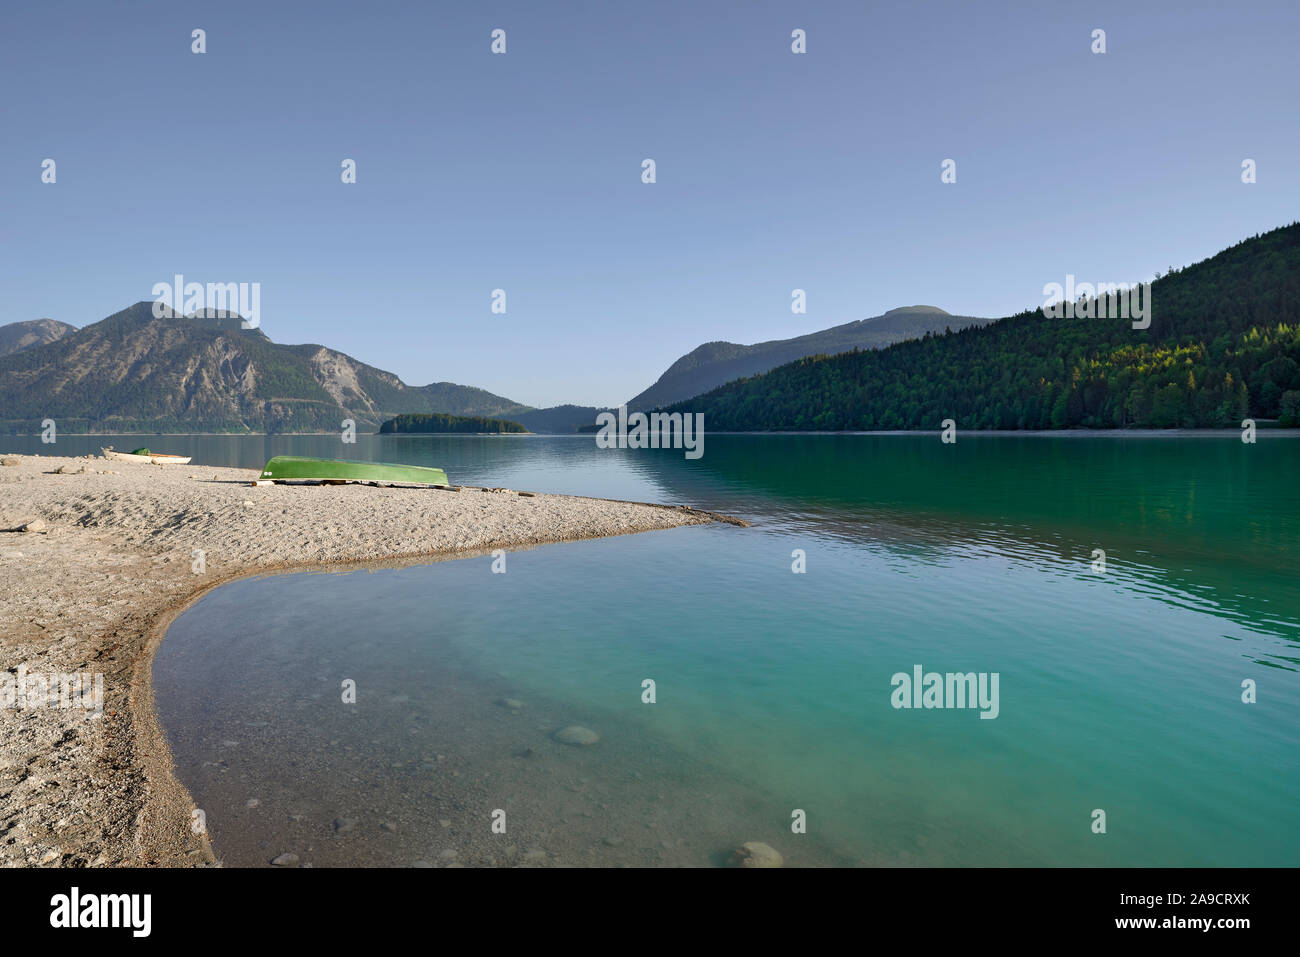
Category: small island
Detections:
[{"x1": 378, "y1": 412, "x2": 529, "y2": 434}]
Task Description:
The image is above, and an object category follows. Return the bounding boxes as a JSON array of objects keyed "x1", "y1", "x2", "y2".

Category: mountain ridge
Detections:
[
  {"x1": 0, "y1": 302, "x2": 533, "y2": 434},
  {"x1": 626, "y1": 305, "x2": 987, "y2": 410},
  {"x1": 0, "y1": 318, "x2": 78, "y2": 358}
]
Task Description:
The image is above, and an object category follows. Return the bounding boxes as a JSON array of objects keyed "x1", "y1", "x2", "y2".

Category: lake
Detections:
[{"x1": 32, "y1": 432, "x2": 1293, "y2": 867}]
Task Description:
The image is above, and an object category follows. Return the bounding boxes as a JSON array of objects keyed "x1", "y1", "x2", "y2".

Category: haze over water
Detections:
[{"x1": 127, "y1": 433, "x2": 1300, "y2": 866}]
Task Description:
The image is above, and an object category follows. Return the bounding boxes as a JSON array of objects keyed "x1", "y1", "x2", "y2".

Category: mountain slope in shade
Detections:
[
  {"x1": 414, "y1": 382, "x2": 532, "y2": 419},
  {"x1": 0, "y1": 318, "x2": 77, "y2": 358},
  {"x1": 512, "y1": 404, "x2": 605, "y2": 433},
  {"x1": 0, "y1": 302, "x2": 532, "y2": 434},
  {"x1": 665, "y1": 223, "x2": 1300, "y2": 430},
  {"x1": 626, "y1": 306, "x2": 989, "y2": 410}
]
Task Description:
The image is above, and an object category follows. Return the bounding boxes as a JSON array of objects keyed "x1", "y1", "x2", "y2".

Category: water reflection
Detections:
[{"x1": 16, "y1": 431, "x2": 1298, "y2": 649}]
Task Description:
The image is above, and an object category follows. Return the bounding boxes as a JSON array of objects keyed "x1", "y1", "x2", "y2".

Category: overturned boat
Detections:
[
  {"x1": 254, "y1": 455, "x2": 449, "y2": 487},
  {"x1": 101, "y1": 446, "x2": 192, "y2": 465}
]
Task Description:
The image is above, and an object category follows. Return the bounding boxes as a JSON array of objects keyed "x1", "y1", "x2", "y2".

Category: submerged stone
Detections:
[
  {"x1": 730, "y1": 842, "x2": 783, "y2": 868},
  {"x1": 553, "y1": 726, "x2": 599, "y2": 746}
]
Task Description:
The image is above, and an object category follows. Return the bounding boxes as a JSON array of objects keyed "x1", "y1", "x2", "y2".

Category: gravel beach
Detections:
[{"x1": 0, "y1": 451, "x2": 728, "y2": 867}]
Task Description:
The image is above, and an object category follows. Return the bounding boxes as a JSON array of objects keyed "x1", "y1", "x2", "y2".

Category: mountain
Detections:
[
  {"x1": 0, "y1": 318, "x2": 77, "y2": 358},
  {"x1": 0, "y1": 302, "x2": 532, "y2": 434},
  {"x1": 411, "y1": 382, "x2": 531, "y2": 420},
  {"x1": 512, "y1": 404, "x2": 606, "y2": 434},
  {"x1": 626, "y1": 306, "x2": 988, "y2": 410},
  {"x1": 664, "y1": 223, "x2": 1300, "y2": 430}
]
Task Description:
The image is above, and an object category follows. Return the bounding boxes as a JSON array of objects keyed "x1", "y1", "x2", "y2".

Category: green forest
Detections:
[
  {"x1": 378, "y1": 412, "x2": 528, "y2": 434},
  {"x1": 664, "y1": 223, "x2": 1300, "y2": 430}
]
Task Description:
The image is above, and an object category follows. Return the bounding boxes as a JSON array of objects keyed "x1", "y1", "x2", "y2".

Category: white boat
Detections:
[{"x1": 101, "y1": 446, "x2": 192, "y2": 465}]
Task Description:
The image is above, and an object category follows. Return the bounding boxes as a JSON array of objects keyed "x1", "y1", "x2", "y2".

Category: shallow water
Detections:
[{"x1": 147, "y1": 433, "x2": 1300, "y2": 866}]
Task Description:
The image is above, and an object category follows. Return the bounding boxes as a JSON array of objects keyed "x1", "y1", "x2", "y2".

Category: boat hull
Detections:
[
  {"x1": 257, "y1": 455, "x2": 449, "y2": 486},
  {"x1": 101, "y1": 448, "x2": 192, "y2": 465}
]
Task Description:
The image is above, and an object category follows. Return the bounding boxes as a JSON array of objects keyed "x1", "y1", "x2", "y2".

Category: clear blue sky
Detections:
[{"x1": 3, "y1": 0, "x2": 1296, "y2": 407}]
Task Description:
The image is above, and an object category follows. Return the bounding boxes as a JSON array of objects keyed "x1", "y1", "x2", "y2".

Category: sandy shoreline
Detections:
[{"x1": 0, "y1": 452, "x2": 735, "y2": 867}]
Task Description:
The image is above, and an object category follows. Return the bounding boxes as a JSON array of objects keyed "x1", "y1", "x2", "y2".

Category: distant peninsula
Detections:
[{"x1": 378, "y1": 412, "x2": 529, "y2": 434}]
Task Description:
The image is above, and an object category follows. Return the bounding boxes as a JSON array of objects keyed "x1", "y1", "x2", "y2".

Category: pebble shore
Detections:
[{"x1": 0, "y1": 451, "x2": 724, "y2": 867}]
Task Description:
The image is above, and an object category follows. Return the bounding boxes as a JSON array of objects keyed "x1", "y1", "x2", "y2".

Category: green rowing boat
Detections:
[{"x1": 256, "y1": 455, "x2": 449, "y2": 486}]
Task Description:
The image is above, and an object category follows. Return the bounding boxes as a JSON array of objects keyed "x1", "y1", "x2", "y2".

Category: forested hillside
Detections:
[{"x1": 664, "y1": 224, "x2": 1300, "y2": 430}]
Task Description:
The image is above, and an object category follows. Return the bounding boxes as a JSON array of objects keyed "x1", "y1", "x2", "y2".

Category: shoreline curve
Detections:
[{"x1": 0, "y1": 452, "x2": 743, "y2": 867}]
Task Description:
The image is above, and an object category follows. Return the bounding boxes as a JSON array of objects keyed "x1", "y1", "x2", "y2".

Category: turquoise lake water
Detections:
[{"x1": 58, "y1": 432, "x2": 1293, "y2": 867}]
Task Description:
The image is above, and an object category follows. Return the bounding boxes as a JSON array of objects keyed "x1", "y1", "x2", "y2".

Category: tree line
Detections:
[{"x1": 378, "y1": 413, "x2": 528, "y2": 434}]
